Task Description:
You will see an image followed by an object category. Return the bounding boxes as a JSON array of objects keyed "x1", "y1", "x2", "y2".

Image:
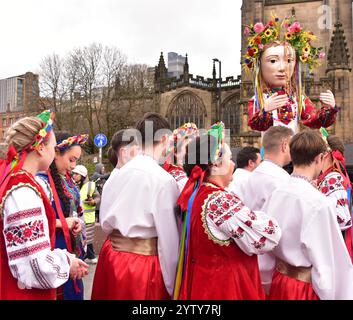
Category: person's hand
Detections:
[
  {"x1": 69, "y1": 257, "x2": 89, "y2": 280},
  {"x1": 66, "y1": 217, "x2": 82, "y2": 235},
  {"x1": 320, "y1": 90, "x2": 335, "y2": 108},
  {"x1": 263, "y1": 93, "x2": 289, "y2": 112},
  {"x1": 85, "y1": 199, "x2": 95, "y2": 206}
]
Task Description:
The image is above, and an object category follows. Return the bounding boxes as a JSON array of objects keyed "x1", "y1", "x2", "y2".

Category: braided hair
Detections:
[{"x1": 50, "y1": 131, "x2": 72, "y2": 218}]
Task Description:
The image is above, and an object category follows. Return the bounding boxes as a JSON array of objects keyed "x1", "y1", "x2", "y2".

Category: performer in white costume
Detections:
[
  {"x1": 92, "y1": 113, "x2": 179, "y2": 300},
  {"x1": 267, "y1": 130, "x2": 353, "y2": 300}
]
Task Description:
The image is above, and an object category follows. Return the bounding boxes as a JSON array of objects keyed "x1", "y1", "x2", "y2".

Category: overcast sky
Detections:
[{"x1": 0, "y1": 0, "x2": 242, "y2": 80}]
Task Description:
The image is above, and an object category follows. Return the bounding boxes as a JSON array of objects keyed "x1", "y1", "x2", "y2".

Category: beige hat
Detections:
[{"x1": 72, "y1": 164, "x2": 88, "y2": 178}]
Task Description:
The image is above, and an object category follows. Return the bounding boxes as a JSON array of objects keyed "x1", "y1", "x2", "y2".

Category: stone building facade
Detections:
[{"x1": 155, "y1": 0, "x2": 353, "y2": 147}]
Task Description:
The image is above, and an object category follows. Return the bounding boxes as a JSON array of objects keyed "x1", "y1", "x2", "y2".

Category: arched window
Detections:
[
  {"x1": 223, "y1": 95, "x2": 240, "y2": 135},
  {"x1": 168, "y1": 91, "x2": 206, "y2": 129}
]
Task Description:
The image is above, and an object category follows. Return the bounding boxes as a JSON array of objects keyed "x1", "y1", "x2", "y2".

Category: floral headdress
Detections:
[
  {"x1": 165, "y1": 123, "x2": 199, "y2": 166},
  {"x1": 207, "y1": 121, "x2": 225, "y2": 163},
  {"x1": 56, "y1": 134, "x2": 89, "y2": 151},
  {"x1": 0, "y1": 110, "x2": 55, "y2": 202},
  {"x1": 30, "y1": 110, "x2": 55, "y2": 151},
  {"x1": 243, "y1": 13, "x2": 325, "y2": 73}
]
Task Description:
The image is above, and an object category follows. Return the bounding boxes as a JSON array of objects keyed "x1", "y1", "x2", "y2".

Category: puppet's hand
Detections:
[
  {"x1": 264, "y1": 93, "x2": 289, "y2": 112},
  {"x1": 320, "y1": 90, "x2": 335, "y2": 108}
]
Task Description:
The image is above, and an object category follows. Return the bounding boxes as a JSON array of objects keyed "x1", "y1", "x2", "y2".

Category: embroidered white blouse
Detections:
[
  {"x1": 2, "y1": 186, "x2": 72, "y2": 290},
  {"x1": 318, "y1": 171, "x2": 352, "y2": 230},
  {"x1": 203, "y1": 187, "x2": 281, "y2": 255}
]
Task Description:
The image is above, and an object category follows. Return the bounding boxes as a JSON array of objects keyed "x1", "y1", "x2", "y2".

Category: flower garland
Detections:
[
  {"x1": 30, "y1": 110, "x2": 55, "y2": 151},
  {"x1": 243, "y1": 13, "x2": 325, "y2": 73},
  {"x1": 56, "y1": 134, "x2": 89, "y2": 151}
]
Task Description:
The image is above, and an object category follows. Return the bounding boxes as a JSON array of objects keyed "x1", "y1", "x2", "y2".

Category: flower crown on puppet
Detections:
[
  {"x1": 56, "y1": 134, "x2": 89, "y2": 151},
  {"x1": 207, "y1": 121, "x2": 225, "y2": 163},
  {"x1": 243, "y1": 14, "x2": 325, "y2": 73}
]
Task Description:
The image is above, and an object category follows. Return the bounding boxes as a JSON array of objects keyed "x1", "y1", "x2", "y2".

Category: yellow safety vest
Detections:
[{"x1": 80, "y1": 181, "x2": 96, "y2": 224}]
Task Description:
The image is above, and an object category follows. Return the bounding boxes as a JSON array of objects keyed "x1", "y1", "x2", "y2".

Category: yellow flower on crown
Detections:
[
  {"x1": 39, "y1": 129, "x2": 47, "y2": 137},
  {"x1": 300, "y1": 55, "x2": 308, "y2": 62},
  {"x1": 285, "y1": 32, "x2": 293, "y2": 40},
  {"x1": 302, "y1": 45, "x2": 311, "y2": 54},
  {"x1": 264, "y1": 29, "x2": 273, "y2": 37}
]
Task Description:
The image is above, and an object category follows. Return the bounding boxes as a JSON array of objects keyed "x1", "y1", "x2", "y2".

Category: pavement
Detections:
[{"x1": 82, "y1": 223, "x2": 106, "y2": 300}]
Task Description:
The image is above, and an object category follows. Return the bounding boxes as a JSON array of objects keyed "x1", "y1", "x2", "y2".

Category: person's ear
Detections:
[
  {"x1": 36, "y1": 144, "x2": 45, "y2": 157},
  {"x1": 314, "y1": 153, "x2": 323, "y2": 164}
]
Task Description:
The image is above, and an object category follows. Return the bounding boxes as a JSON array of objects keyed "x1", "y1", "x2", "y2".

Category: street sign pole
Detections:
[
  {"x1": 94, "y1": 133, "x2": 108, "y2": 165},
  {"x1": 99, "y1": 147, "x2": 102, "y2": 164}
]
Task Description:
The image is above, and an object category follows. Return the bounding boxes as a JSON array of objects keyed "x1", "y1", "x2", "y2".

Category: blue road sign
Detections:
[{"x1": 94, "y1": 133, "x2": 108, "y2": 148}]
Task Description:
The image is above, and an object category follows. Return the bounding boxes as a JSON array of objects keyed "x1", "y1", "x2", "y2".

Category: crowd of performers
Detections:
[{"x1": 1, "y1": 13, "x2": 353, "y2": 300}]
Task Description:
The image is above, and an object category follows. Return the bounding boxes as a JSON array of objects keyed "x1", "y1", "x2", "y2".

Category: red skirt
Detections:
[
  {"x1": 91, "y1": 239, "x2": 170, "y2": 300},
  {"x1": 269, "y1": 270, "x2": 319, "y2": 300}
]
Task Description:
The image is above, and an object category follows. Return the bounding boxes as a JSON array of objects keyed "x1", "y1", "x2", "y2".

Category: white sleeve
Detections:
[
  {"x1": 3, "y1": 187, "x2": 71, "y2": 289},
  {"x1": 177, "y1": 177, "x2": 188, "y2": 194},
  {"x1": 152, "y1": 179, "x2": 180, "y2": 297},
  {"x1": 318, "y1": 173, "x2": 352, "y2": 230},
  {"x1": 204, "y1": 190, "x2": 281, "y2": 255},
  {"x1": 302, "y1": 203, "x2": 353, "y2": 300}
]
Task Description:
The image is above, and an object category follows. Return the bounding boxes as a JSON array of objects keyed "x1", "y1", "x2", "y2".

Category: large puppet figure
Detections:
[{"x1": 244, "y1": 14, "x2": 338, "y2": 133}]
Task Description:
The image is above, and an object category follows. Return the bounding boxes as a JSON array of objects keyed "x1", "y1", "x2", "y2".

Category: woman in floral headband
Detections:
[
  {"x1": 163, "y1": 122, "x2": 199, "y2": 193},
  {"x1": 317, "y1": 131, "x2": 353, "y2": 260},
  {"x1": 173, "y1": 122, "x2": 281, "y2": 300},
  {"x1": 36, "y1": 131, "x2": 89, "y2": 300},
  {"x1": 244, "y1": 14, "x2": 338, "y2": 133},
  {"x1": 0, "y1": 111, "x2": 88, "y2": 300}
]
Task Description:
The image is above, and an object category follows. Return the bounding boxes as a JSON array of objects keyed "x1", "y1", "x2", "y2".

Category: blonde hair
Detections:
[
  {"x1": 4, "y1": 116, "x2": 45, "y2": 153},
  {"x1": 262, "y1": 125, "x2": 294, "y2": 153}
]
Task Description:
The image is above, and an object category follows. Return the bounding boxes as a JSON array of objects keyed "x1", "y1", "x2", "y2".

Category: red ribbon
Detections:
[
  {"x1": 48, "y1": 170, "x2": 73, "y2": 254},
  {"x1": 331, "y1": 151, "x2": 351, "y2": 189},
  {"x1": 177, "y1": 165, "x2": 205, "y2": 212},
  {"x1": 332, "y1": 150, "x2": 345, "y2": 166},
  {"x1": 0, "y1": 146, "x2": 27, "y2": 200},
  {"x1": 163, "y1": 161, "x2": 171, "y2": 172}
]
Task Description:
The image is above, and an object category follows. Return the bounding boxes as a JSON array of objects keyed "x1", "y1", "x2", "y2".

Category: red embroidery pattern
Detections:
[
  {"x1": 319, "y1": 172, "x2": 345, "y2": 196},
  {"x1": 8, "y1": 241, "x2": 50, "y2": 261},
  {"x1": 206, "y1": 191, "x2": 245, "y2": 227},
  {"x1": 233, "y1": 226, "x2": 245, "y2": 239},
  {"x1": 264, "y1": 220, "x2": 276, "y2": 234},
  {"x1": 169, "y1": 168, "x2": 187, "y2": 183},
  {"x1": 7, "y1": 207, "x2": 42, "y2": 224},
  {"x1": 252, "y1": 236, "x2": 267, "y2": 250},
  {"x1": 5, "y1": 220, "x2": 45, "y2": 247}
]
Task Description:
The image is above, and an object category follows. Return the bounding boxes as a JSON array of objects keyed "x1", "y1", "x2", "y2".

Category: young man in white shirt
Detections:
[
  {"x1": 267, "y1": 129, "x2": 353, "y2": 300},
  {"x1": 241, "y1": 125, "x2": 294, "y2": 292},
  {"x1": 228, "y1": 146, "x2": 261, "y2": 200},
  {"x1": 92, "y1": 113, "x2": 179, "y2": 300}
]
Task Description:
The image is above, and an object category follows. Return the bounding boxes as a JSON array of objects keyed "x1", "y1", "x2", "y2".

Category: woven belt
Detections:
[
  {"x1": 109, "y1": 230, "x2": 158, "y2": 256},
  {"x1": 276, "y1": 259, "x2": 312, "y2": 284}
]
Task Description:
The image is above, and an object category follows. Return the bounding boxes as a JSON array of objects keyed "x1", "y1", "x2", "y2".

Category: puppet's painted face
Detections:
[{"x1": 260, "y1": 44, "x2": 296, "y2": 88}]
